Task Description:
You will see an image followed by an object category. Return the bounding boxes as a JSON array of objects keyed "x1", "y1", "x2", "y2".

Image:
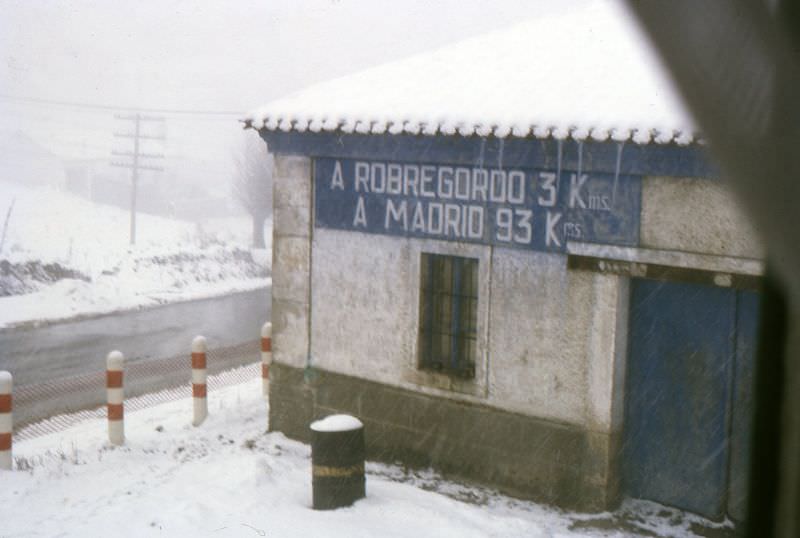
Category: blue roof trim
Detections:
[{"x1": 259, "y1": 130, "x2": 717, "y2": 178}]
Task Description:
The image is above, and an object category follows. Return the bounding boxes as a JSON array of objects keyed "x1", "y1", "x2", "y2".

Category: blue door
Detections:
[
  {"x1": 727, "y1": 290, "x2": 759, "y2": 521},
  {"x1": 622, "y1": 279, "x2": 758, "y2": 519}
]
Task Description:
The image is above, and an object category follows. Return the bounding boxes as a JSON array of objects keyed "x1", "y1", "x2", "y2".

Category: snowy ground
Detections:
[
  {"x1": 0, "y1": 377, "x2": 733, "y2": 538},
  {"x1": 0, "y1": 180, "x2": 270, "y2": 329}
]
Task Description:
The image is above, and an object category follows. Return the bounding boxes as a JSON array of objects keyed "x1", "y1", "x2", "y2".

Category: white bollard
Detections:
[
  {"x1": 106, "y1": 351, "x2": 125, "y2": 446},
  {"x1": 261, "y1": 322, "x2": 272, "y2": 397},
  {"x1": 191, "y1": 336, "x2": 208, "y2": 426},
  {"x1": 0, "y1": 371, "x2": 12, "y2": 470}
]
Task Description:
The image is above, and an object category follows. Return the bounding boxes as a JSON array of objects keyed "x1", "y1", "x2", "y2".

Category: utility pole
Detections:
[{"x1": 111, "y1": 113, "x2": 165, "y2": 245}]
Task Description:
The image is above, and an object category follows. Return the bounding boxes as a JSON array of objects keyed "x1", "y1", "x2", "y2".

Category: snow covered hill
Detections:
[{"x1": 0, "y1": 180, "x2": 270, "y2": 329}]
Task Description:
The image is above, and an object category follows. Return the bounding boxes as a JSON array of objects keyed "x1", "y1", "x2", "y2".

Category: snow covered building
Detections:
[{"x1": 248, "y1": 1, "x2": 763, "y2": 520}]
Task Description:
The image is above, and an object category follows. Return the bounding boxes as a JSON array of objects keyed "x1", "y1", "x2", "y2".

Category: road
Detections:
[{"x1": 0, "y1": 287, "x2": 271, "y2": 387}]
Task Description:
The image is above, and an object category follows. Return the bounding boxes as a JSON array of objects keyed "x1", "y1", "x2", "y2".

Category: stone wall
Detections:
[{"x1": 269, "y1": 362, "x2": 609, "y2": 510}]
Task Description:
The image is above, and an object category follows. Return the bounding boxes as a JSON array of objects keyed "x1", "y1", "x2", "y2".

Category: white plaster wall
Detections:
[
  {"x1": 487, "y1": 248, "x2": 592, "y2": 425},
  {"x1": 310, "y1": 230, "x2": 415, "y2": 382},
  {"x1": 281, "y1": 164, "x2": 769, "y2": 434},
  {"x1": 641, "y1": 176, "x2": 763, "y2": 259},
  {"x1": 310, "y1": 229, "x2": 620, "y2": 428},
  {"x1": 585, "y1": 273, "x2": 628, "y2": 432},
  {"x1": 310, "y1": 229, "x2": 493, "y2": 399},
  {"x1": 274, "y1": 156, "x2": 763, "y2": 437}
]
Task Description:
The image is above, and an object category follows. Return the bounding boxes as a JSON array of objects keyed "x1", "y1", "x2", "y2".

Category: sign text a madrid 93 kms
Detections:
[{"x1": 314, "y1": 157, "x2": 641, "y2": 252}]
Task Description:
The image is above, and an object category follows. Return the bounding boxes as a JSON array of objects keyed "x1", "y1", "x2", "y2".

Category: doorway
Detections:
[{"x1": 622, "y1": 278, "x2": 758, "y2": 520}]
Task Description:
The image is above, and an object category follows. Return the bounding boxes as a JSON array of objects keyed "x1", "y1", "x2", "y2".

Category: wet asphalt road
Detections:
[{"x1": 0, "y1": 287, "x2": 271, "y2": 387}]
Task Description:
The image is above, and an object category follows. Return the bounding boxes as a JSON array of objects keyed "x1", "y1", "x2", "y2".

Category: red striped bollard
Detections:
[
  {"x1": 192, "y1": 336, "x2": 208, "y2": 426},
  {"x1": 106, "y1": 351, "x2": 125, "y2": 445},
  {"x1": 261, "y1": 322, "x2": 272, "y2": 397},
  {"x1": 0, "y1": 371, "x2": 12, "y2": 470}
]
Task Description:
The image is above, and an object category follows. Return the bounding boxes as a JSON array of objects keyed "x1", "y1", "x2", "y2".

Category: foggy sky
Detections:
[{"x1": 0, "y1": 0, "x2": 579, "y2": 198}]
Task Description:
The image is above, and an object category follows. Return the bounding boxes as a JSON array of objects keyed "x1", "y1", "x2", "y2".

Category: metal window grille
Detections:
[{"x1": 419, "y1": 254, "x2": 478, "y2": 378}]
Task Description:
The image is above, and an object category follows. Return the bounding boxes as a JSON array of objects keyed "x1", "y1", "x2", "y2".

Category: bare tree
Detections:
[{"x1": 233, "y1": 135, "x2": 273, "y2": 248}]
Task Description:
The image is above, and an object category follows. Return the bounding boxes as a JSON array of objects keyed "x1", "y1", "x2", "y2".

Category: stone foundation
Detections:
[{"x1": 269, "y1": 362, "x2": 617, "y2": 511}]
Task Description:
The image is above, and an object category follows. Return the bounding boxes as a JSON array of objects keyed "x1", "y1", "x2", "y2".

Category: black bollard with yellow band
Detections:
[{"x1": 310, "y1": 415, "x2": 366, "y2": 510}]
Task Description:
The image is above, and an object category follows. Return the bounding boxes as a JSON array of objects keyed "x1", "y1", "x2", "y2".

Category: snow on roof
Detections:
[{"x1": 247, "y1": 1, "x2": 698, "y2": 145}]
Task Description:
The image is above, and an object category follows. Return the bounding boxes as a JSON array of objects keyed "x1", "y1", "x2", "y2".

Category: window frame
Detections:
[{"x1": 418, "y1": 253, "x2": 479, "y2": 379}]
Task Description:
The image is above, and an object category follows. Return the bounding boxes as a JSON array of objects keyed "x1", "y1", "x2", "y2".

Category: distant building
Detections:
[
  {"x1": 63, "y1": 158, "x2": 114, "y2": 199},
  {"x1": 249, "y1": 1, "x2": 763, "y2": 520},
  {"x1": 0, "y1": 130, "x2": 66, "y2": 189},
  {"x1": 63, "y1": 156, "x2": 238, "y2": 221}
]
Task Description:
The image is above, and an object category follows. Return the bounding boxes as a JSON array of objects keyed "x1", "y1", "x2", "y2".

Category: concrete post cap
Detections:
[
  {"x1": 261, "y1": 322, "x2": 272, "y2": 338},
  {"x1": 192, "y1": 335, "x2": 207, "y2": 353},
  {"x1": 0, "y1": 371, "x2": 11, "y2": 392},
  {"x1": 106, "y1": 350, "x2": 124, "y2": 370}
]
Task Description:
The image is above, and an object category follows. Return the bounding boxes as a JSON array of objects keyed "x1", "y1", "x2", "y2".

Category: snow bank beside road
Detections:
[{"x1": 0, "y1": 180, "x2": 270, "y2": 328}]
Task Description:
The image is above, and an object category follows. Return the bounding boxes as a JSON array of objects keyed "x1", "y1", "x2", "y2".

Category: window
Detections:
[{"x1": 419, "y1": 254, "x2": 478, "y2": 379}]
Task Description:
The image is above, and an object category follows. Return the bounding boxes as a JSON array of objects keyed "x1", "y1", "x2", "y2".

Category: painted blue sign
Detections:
[{"x1": 314, "y1": 157, "x2": 641, "y2": 252}]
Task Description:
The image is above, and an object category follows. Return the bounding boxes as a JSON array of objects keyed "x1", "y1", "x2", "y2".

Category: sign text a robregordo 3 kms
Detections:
[{"x1": 314, "y1": 157, "x2": 642, "y2": 252}]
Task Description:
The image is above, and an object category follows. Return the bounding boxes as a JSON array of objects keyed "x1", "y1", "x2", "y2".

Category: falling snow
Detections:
[{"x1": 1, "y1": 378, "x2": 732, "y2": 537}]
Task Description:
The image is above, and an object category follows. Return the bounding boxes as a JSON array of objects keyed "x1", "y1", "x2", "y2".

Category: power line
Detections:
[
  {"x1": 0, "y1": 93, "x2": 245, "y2": 117},
  {"x1": 0, "y1": 106, "x2": 243, "y2": 130}
]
